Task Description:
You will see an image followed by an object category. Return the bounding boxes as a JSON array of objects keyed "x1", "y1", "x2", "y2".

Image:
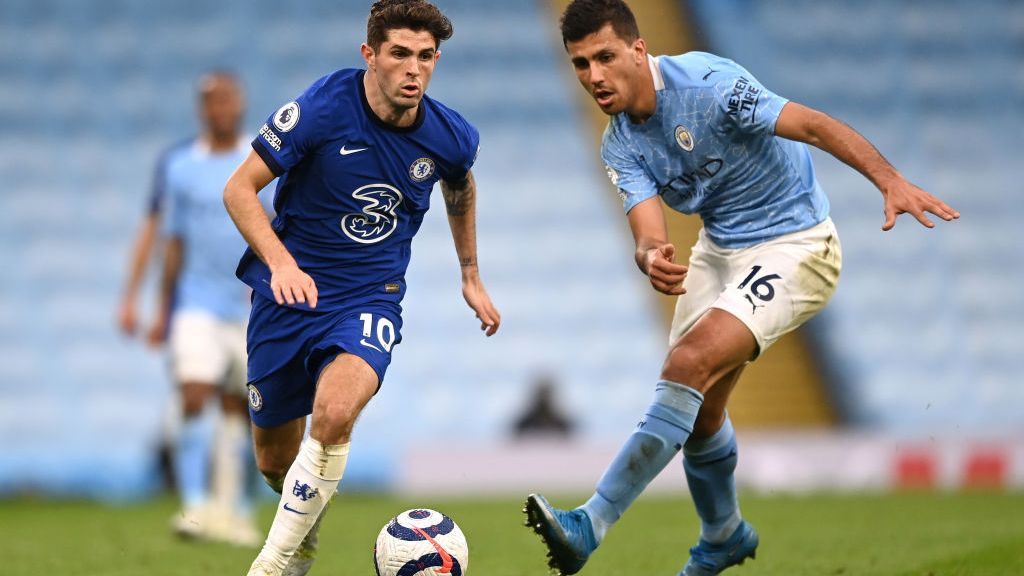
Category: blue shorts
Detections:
[{"x1": 245, "y1": 293, "x2": 403, "y2": 428}]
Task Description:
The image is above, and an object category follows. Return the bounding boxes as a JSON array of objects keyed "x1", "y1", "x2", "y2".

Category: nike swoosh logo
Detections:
[
  {"x1": 703, "y1": 68, "x2": 717, "y2": 81},
  {"x1": 339, "y1": 145, "x2": 368, "y2": 156},
  {"x1": 283, "y1": 503, "x2": 308, "y2": 515},
  {"x1": 359, "y1": 338, "x2": 382, "y2": 353},
  {"x1": 412, "y1": 526, "x2": 454, "y2": 573}
]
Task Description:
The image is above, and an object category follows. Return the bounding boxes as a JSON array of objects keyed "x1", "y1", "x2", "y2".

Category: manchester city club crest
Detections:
[
  {"x1": 408, "y1": 157, "x2": 435, "y2": 182},
  {"x1": 247, "y1": 384, "x2": 263, "y2": 412},
  {"x1": 674, "y1": 125, "x2": 695, "y2": 151}
]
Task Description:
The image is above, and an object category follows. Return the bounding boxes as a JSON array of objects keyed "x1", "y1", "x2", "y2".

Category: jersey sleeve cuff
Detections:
[
  {"x1": 622, "y1": 189, "x2": 658, "y2": 213},
  {"x1": 251, "y1": 137, "x2": 285, "y2": 177}
]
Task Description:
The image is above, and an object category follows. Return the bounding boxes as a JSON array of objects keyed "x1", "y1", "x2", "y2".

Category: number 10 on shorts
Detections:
[{"x1": 359, "y1": 313, "x2": 396, "y2": 353}]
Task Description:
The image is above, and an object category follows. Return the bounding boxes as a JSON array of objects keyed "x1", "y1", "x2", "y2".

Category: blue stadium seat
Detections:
[{"x1": 0, "y1": 0, "x2": 666, "y2": 497}]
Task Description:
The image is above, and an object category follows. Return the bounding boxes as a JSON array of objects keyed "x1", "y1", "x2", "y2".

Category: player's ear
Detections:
[
  {"x1": 633, "y1": 37, "x2": 647, "y2": 65},
  {"x1": 360, "y1": 43, "x2": 375, "y2": 68}
]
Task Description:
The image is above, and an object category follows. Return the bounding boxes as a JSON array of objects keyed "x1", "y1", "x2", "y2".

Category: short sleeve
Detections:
[
  {"x1": 146, "y1": 150, "x2": 172, "y2": 216},
  {"x1": 252, "y1": 76, "x2": 331, "y2": 177},
  {"x1": 712, "y1": 63, "x2": 789, "y2": 137},
  {"x1": 439, "y1": 116, "x2": 480, "y2": 182},
  {"x1": 456, "y1": 123, "x2": 480, "y2": 180},
  {"x1": 601, "y1": 125, "x2": 658, "y2": 213},
  {"x1": 161, "y1": 169, "x2": 185, "y2": 236}
]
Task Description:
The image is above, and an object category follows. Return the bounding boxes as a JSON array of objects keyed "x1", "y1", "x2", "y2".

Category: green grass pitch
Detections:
[{"x1": 3, "y1": 492, "x2": 1022, "y2": 575}]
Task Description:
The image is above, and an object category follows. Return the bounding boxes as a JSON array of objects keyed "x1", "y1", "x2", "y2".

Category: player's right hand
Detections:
[
  {"x1": 270, "y1": 263, "x2": 318, "y2": 308},
  {"x1": 643, "y1": 244, "x2": 687, "y2": 295},
  {"x1": 117, "y1": 298, "x2": 138, "y2": 336}
]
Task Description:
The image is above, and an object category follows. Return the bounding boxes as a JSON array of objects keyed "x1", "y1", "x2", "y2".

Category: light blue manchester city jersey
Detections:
[
  {"x1": 602, "y1": 52, "x2": 829, "y2": 248},
  {"x1": 162, "y1": 138, "x2": 255, "y2": 321}
]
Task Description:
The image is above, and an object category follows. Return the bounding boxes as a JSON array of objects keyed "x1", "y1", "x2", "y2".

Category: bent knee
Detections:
[
  {"x1": 690, "y1": 408, "x2": 727, "y2": 440},
  {"x1": 310, "y1": 403, "x2": 357, "y2": 443},
  {"x1": 180, "y1": 383, "x2": 214, "y2": 416},
  {"x1": 661, "y1": 346, "x2": 713, "y2": 392},
  {"x1": 254, "y1": 448, "x2": 293, "y2": 483}
]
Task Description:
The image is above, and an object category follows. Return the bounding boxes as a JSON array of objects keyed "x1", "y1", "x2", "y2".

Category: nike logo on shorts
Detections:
[
  {"x1": 360, "y1": 338, "x2": 383, "y2": 353},
  {"x1": 339, "y1": 145, "x2": 368, "y2": 156},
  {"x1": 283, "y1": 503, "x2": 308, "y2": 515}
]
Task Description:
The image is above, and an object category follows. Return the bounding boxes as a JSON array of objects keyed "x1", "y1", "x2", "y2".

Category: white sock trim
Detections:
[{"x1": 298, "y1": 438, "x2": 350, "y2": 481}]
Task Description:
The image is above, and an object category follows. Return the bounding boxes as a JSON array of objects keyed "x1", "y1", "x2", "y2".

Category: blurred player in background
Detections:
[
  {"x1": 524, "y1": 1, "x2": 960, "y2": 575},
  {"x1": 119, "y1": 71, "x2": 262, "y2": 547},
  {"x1": 223, "y1": 2, "x2": 500, "y2": 575}
]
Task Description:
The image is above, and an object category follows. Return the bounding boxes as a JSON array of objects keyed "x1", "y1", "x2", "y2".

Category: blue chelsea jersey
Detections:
[
  {"x1": 602, "y1": 52, "x2": 829, "y2": 248},
  {"x1": 239, "y1": 69, "x2": 480, "y2": 311}
]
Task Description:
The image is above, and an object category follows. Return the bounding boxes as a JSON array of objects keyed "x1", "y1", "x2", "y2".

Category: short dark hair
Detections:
[
  {"x1": 560, "y1": 0, "x2": 640, "y2": 45},
  {"x1": 367, "y1": 0, "x2": 454, "y2": 50},
  {"x1": 196, "y1": 69, "x2": 242, "y2": 98}
]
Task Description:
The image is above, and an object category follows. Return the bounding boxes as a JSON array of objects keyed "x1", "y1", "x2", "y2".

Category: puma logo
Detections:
[{"x1": 744, "y1": 294, "x2": 766, "y2": 314}]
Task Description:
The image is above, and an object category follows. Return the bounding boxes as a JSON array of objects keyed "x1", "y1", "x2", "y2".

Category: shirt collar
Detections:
[{"x1": 648, "y1": 54, "x2": 665, "y2": 91}]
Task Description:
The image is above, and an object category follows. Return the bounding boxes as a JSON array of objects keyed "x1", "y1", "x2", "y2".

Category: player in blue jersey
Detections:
[
  {"x1": 118, "y1": 71, "x2": 263, "y2": 546},
  {"x1": 223, "y1": 2, "x2": 501, "y2": 575},
  {"x1": 524, "y1": 2, "x2": 960, "y2": 575}
]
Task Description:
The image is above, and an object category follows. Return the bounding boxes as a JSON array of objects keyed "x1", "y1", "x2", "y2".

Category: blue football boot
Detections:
[
  {"x1": 523, "y1": 494, "x2": 598, "y2": 575},
  {"x1": 680, "y1": 520, "x2": 759, "y2": 576}
]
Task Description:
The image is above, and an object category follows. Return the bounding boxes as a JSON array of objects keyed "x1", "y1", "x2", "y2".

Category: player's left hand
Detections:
[
  {"x1": 881, "y1": 179, "x2": 960, "y2": 231},
  {"x1": 145, "y1": 315, "x2": 168, "y2": 349},
  {"x1": 462, "y1": 277, "x2": 501, "y2": 337}
]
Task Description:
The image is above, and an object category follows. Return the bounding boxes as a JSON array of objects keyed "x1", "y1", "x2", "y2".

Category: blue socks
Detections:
[
  {"x1": 175, "y1": 407, "x2": 215, "y2": 510},
  {"x1": 683, "y1": 415, "x2": 742, "y2": 544},
  {"x1": 582, "y1": 380, "x2": 704, "y2": 541}
]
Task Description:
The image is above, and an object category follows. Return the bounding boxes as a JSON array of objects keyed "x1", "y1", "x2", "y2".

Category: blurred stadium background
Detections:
[{"x1": 1, "y1": 0, "x2": 1022, "y2": 572}]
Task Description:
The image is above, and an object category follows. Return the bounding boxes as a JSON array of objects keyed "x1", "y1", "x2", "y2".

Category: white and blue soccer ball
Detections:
[{"x1": 374, "y1": 508, "x2": 469, "y2": 576}]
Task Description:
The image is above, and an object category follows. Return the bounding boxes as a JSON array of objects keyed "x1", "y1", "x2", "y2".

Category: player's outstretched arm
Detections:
[
  {"x1": 774, "y1": 102, "x2": 960, "y2": 231},
  {"x1": 117, "y1": 213, "x2": 160, "y2": 336},
  {"x1": 627, "y1": 196, "x2": 687, "y2": 295},
  {"x1": 223, "y1": 151, "x2": 317, "y2": 308},
  {"x1": 440, "y1": 170, "x2": 501, "y2": 336}
]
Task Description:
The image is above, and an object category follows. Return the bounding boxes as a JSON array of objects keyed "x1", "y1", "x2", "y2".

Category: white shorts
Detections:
[
  {"x1": 169, "y1": 309, "x2": 247, "y2": 395},
  {"x1": 669, "y1": 218, "x2": 842, "y2": 357}
]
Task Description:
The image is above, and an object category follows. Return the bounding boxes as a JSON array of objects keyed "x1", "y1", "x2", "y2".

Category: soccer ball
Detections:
[{"x1": 374, "y1": 508, "x2": 469, "y2": 576}]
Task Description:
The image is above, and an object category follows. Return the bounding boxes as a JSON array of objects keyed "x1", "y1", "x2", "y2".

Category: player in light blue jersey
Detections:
[
  {"x1": 145, "y1": 71, "x2": 264, "y2": 547},
  {"x1": 224, "y1": 3, "x2": 500, "y2": 575},
  {"x1": 525, "y1": 2, "x2": 960, "y2": 575}
]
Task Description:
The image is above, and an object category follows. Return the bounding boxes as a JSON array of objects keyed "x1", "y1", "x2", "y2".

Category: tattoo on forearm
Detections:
[
  {"x1": 442, "y1": 176, "x2": 474, "y2": 217},
  {"x1": 460, "y1": 257, "x2": 477, "y2": 268}
]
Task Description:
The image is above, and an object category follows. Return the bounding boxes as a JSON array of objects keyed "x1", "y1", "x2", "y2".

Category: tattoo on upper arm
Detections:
[{"x1": 441, "y1": 173, "x2": 475, "y2": 217}]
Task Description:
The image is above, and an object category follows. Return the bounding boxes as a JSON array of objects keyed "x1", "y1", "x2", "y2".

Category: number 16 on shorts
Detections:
[
  {"x1": 737, "y1": 265, "x2": 780, "y2": 315},
  {"x1": 359, "y1": 313, "x2": 396, "y2": 353}
]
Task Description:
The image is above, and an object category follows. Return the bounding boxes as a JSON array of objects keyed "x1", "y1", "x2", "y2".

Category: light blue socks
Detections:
[
  {"x1": 582, "y1": 380, "x2": 704, "y2": 541},
  {"x1": 175, "y1": 406, "x2": 215, "y2": 509},
  {"x1": 683, "y1": 414, "x2": 742, "y2": 544}
]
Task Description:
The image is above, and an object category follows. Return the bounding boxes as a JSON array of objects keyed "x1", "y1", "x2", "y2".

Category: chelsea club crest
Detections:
[
  {"x1": 409, "y1": 157, "x2": 435, "y2": 182},
  {"x1": 674, "y1": 125, "x2": 694, "y2": 152},
  {"x1": 247, "y1": 384, "x2": 263, "y2": 412}
]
